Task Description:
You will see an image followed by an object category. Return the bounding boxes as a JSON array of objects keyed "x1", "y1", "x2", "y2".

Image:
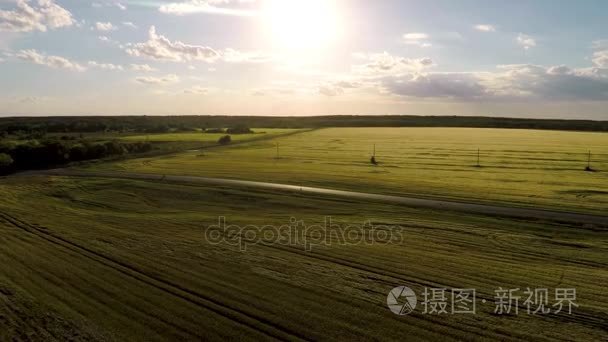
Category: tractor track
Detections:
[{"x1": 0, "y1": 211, "x2": 309, "y2": 342}]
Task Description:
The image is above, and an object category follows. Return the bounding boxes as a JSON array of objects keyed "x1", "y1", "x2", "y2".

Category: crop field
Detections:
[
  {"x1": 93, "y1": 127, "x2": 608, "y2": 214},
  {"x1": 0, "y1": 175, "x2": 606, "y2": 341}
]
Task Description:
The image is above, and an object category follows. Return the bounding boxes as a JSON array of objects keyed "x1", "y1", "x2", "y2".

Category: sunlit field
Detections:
[
  {"x1": 95, "y1": 128, "x2": 608, "y2": 213},
  {"x1": 0, "y1": 175, "x2": 606, "y2": 341}
]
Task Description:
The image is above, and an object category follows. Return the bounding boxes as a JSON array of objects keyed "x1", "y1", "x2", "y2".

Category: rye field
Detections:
[
  {"x1": 93, "y1": 127, "x2": 608, "y2": 214},
  {"x1": 1, "y1": 127, "x2": 607, "y2": 341},
  {"x1": 0, "y1": 175, "x2": 606, "y2": 341}
]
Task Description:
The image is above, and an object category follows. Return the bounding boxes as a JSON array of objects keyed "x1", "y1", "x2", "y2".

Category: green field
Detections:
[
  {"x1": 0, "y1": 175, "x2": 606, "y2": 341},
  {"x1": 2, "y1": 127, "x2": 608, "y2": 341},
  {"x1": 92, "y1": 127, "x2": 608, "y2": 214}
]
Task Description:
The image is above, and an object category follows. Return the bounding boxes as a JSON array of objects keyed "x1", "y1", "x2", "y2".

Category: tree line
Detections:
[
  {"x1": 0, "y1": 139, "x2": 151, "y2": 175},
  {"x1": 2, "y1": 115, "x2": 608, "y2": 134}
]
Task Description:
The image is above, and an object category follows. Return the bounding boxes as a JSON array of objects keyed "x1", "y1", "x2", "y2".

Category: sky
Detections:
[{"x1": 0, "y1": 0, "x2": 608, "y2": 119}]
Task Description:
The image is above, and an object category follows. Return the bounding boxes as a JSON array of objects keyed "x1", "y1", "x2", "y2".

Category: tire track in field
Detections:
[
  {"x1": 0, "y1": 212, "x2": 309, "y2": 342},
  {"x1": 486, "y1": 232, "x2": 608, "y2": 268},
  {"x1": 251, "y1": 240, "x2": 608, "y2": 333},
  {"x1": 254, "y1": 243, "x2": 530, "y2": 341}
]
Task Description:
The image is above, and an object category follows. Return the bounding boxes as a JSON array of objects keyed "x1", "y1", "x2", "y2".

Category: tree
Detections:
[
  {"x1": 218, "y1": 135, "x2": 232, "y2": 145},
  {"x1": 226, "y1": 125, "x2": 253, "y2": 134},
  {"x1": 104, "y1": 140, "x2": 126, "y2": 156},
  {"x1": 0, "y1": 153, "x2": 13, "y2": 170},
  {"x1": 205, "y1": 128, "x2": 225, "y2": 134},
  {"x1": 69, "y1": 144, "x2": 88, "y2": 161}
]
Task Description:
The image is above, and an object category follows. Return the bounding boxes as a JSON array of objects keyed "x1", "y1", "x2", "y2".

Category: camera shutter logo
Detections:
[{"x1": 387, "y1": 286, "x2": 417, "y2": 315}]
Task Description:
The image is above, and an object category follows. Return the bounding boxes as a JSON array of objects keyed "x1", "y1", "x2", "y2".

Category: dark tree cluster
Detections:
[
  {"x1": 2, "y1": 115, "x2": 608, "y2": 134},
  {"x1": 0, "y1": 139, "x2": 152, "y2": 175},
  {"x1": 204, "y1": 128, "x2": 225, "y2": 133},
  {"x1": 226, "y1": 125, "x2": 253, "y2": 134}
]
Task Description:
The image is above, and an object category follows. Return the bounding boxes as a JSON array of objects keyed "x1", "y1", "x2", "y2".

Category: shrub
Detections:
[
  {"x1": 174, "y1": 126, "x2": 197, "y2": 132},
  {"x1": 226, "y1": 125, "x2": 253, "y2": 134},
  {"x1": 205, "y1": 128, "x2": 225, "y2": 134},
  {"x1": 69, "y1": 144, "x2": 88, "y2": 161},
  {"x1": 218, "y1": 135, "x2": 232, "y2": 145},
  {"x1": 145, "y1": 125, "x2": 170, "y2": 133},
  {"x1": 0, "y1": 153, "x2": 13, "y2": 168},
  {"x1": 104, "y1": 140, "x2": 127, "y2": 156}
]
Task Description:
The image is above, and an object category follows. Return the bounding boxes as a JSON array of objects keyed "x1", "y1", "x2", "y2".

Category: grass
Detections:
[
  {"x1": 0, "y1": 175, "x2": 606, "y2": 341},
  {"x1": 3, "y1": 127, "x2": 607, "y2": 340},
  {"x1": 91, "y1": 127, "x2": 608, "y2": 214}
]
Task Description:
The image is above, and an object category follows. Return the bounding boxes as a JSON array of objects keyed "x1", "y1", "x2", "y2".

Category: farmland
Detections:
[
  {"x1": 93, "y1": 127, "x2": 608, "y2": 214},
  {"x1": 1, "y1": 126, "x2": 607, "y2": 341},
  {"x1": 0, "y1": 174, "x2": 606, "y2": 341}
]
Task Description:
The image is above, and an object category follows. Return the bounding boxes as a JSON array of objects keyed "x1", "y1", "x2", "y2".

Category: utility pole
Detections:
[{"x1": 370, "y1": 144, "x2": 378, "y2": 165}]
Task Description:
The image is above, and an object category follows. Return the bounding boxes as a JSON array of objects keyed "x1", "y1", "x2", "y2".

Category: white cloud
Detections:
[
  {"x1": 474, "y1": 24, "x2": 496, "y2": 32},
  {"x1": 159, "y1": 0, "x2": 255, "y2": 16},
  {"x1": 130, "y1": 63, "x2": 156, "y2": 72},
  {"x1": 517, "y1": 33, "x2": 536, "y2": 50},
  {"x1": 126, "y1": 26, "x2": 268, "y2": 64},
  {"x1": 126, "y1": 26, "x2": 220, "y2": 62},
  {"x1": 317, "y1": 80, "x2": 363, "y2": 97},
  {"x1": 95, "y1": 21, "x2": 116, "y2": 32},
  {"x1": 183, "y1": 85, "x2": 208, "y2": 94},
  {"x1": 592, "y1": 50, "x2": 608, "y2": 68},
  {"x1": 16, "y1": 49, "x2": 85, "y2": 71},
  {"x1": 403, "y1": 33, "x2": 428, "y2": 40},
  {"x1": 341, "y1": 49, "x2": 608, "y2": 101},
  {"x1": 489, "y1": 64, "x2": 608, "y2": 100},
  {"x1": 97, "y1": 35, "x2": 122, "y2": 46},
  {"x1": 221, "y1": 48, "x2": 273, "y2": 63},
  {"x1": 14, "y1": 49, "x2": 125, "y2": 73},
  {"x1": 335, "y1": 81, "x2": 362, "y2": 89},
  {"x1": 402, "y1": 32, "x2": 432, "y2": 47},
  {"x1": 382, "y1": 72, "x2": 487, "y2": 99},
  {"x1": 0, "y1": 0, "x2": 74, "y2": 32},
  {"x1": 376, "y1": 63, "x2": 608, "y2": 101},
  {"x1": 135, "y1": 74, "x2": 179, "y2": 85},
  {"x1": 318, "y1": 85, "x2": 344, "y2": 97},
  {"x1": 354, "y1": 52, "x2": 434, "y2": 74},
  {"x1": 122, "y1": 21, "x2": 137, "y2": 29},
  {"x1": 546, "y1": 65, "x2": 571, "y2": 75},
  {"x1": 88, "y1": 61, "x2": 123, "y2": 71},
  {"x1": 92, "y1": 2, "x2": 126, "y2": 10}
]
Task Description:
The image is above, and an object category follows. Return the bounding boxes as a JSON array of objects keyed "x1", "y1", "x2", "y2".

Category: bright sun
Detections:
[{"x1": 264, "y1": 0, "x2": 340, "y2": 50}]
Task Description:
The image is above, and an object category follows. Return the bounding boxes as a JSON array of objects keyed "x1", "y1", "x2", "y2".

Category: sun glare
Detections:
[{"x1": 263, "y1": 0, "x2": 340, "y2": 50}]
